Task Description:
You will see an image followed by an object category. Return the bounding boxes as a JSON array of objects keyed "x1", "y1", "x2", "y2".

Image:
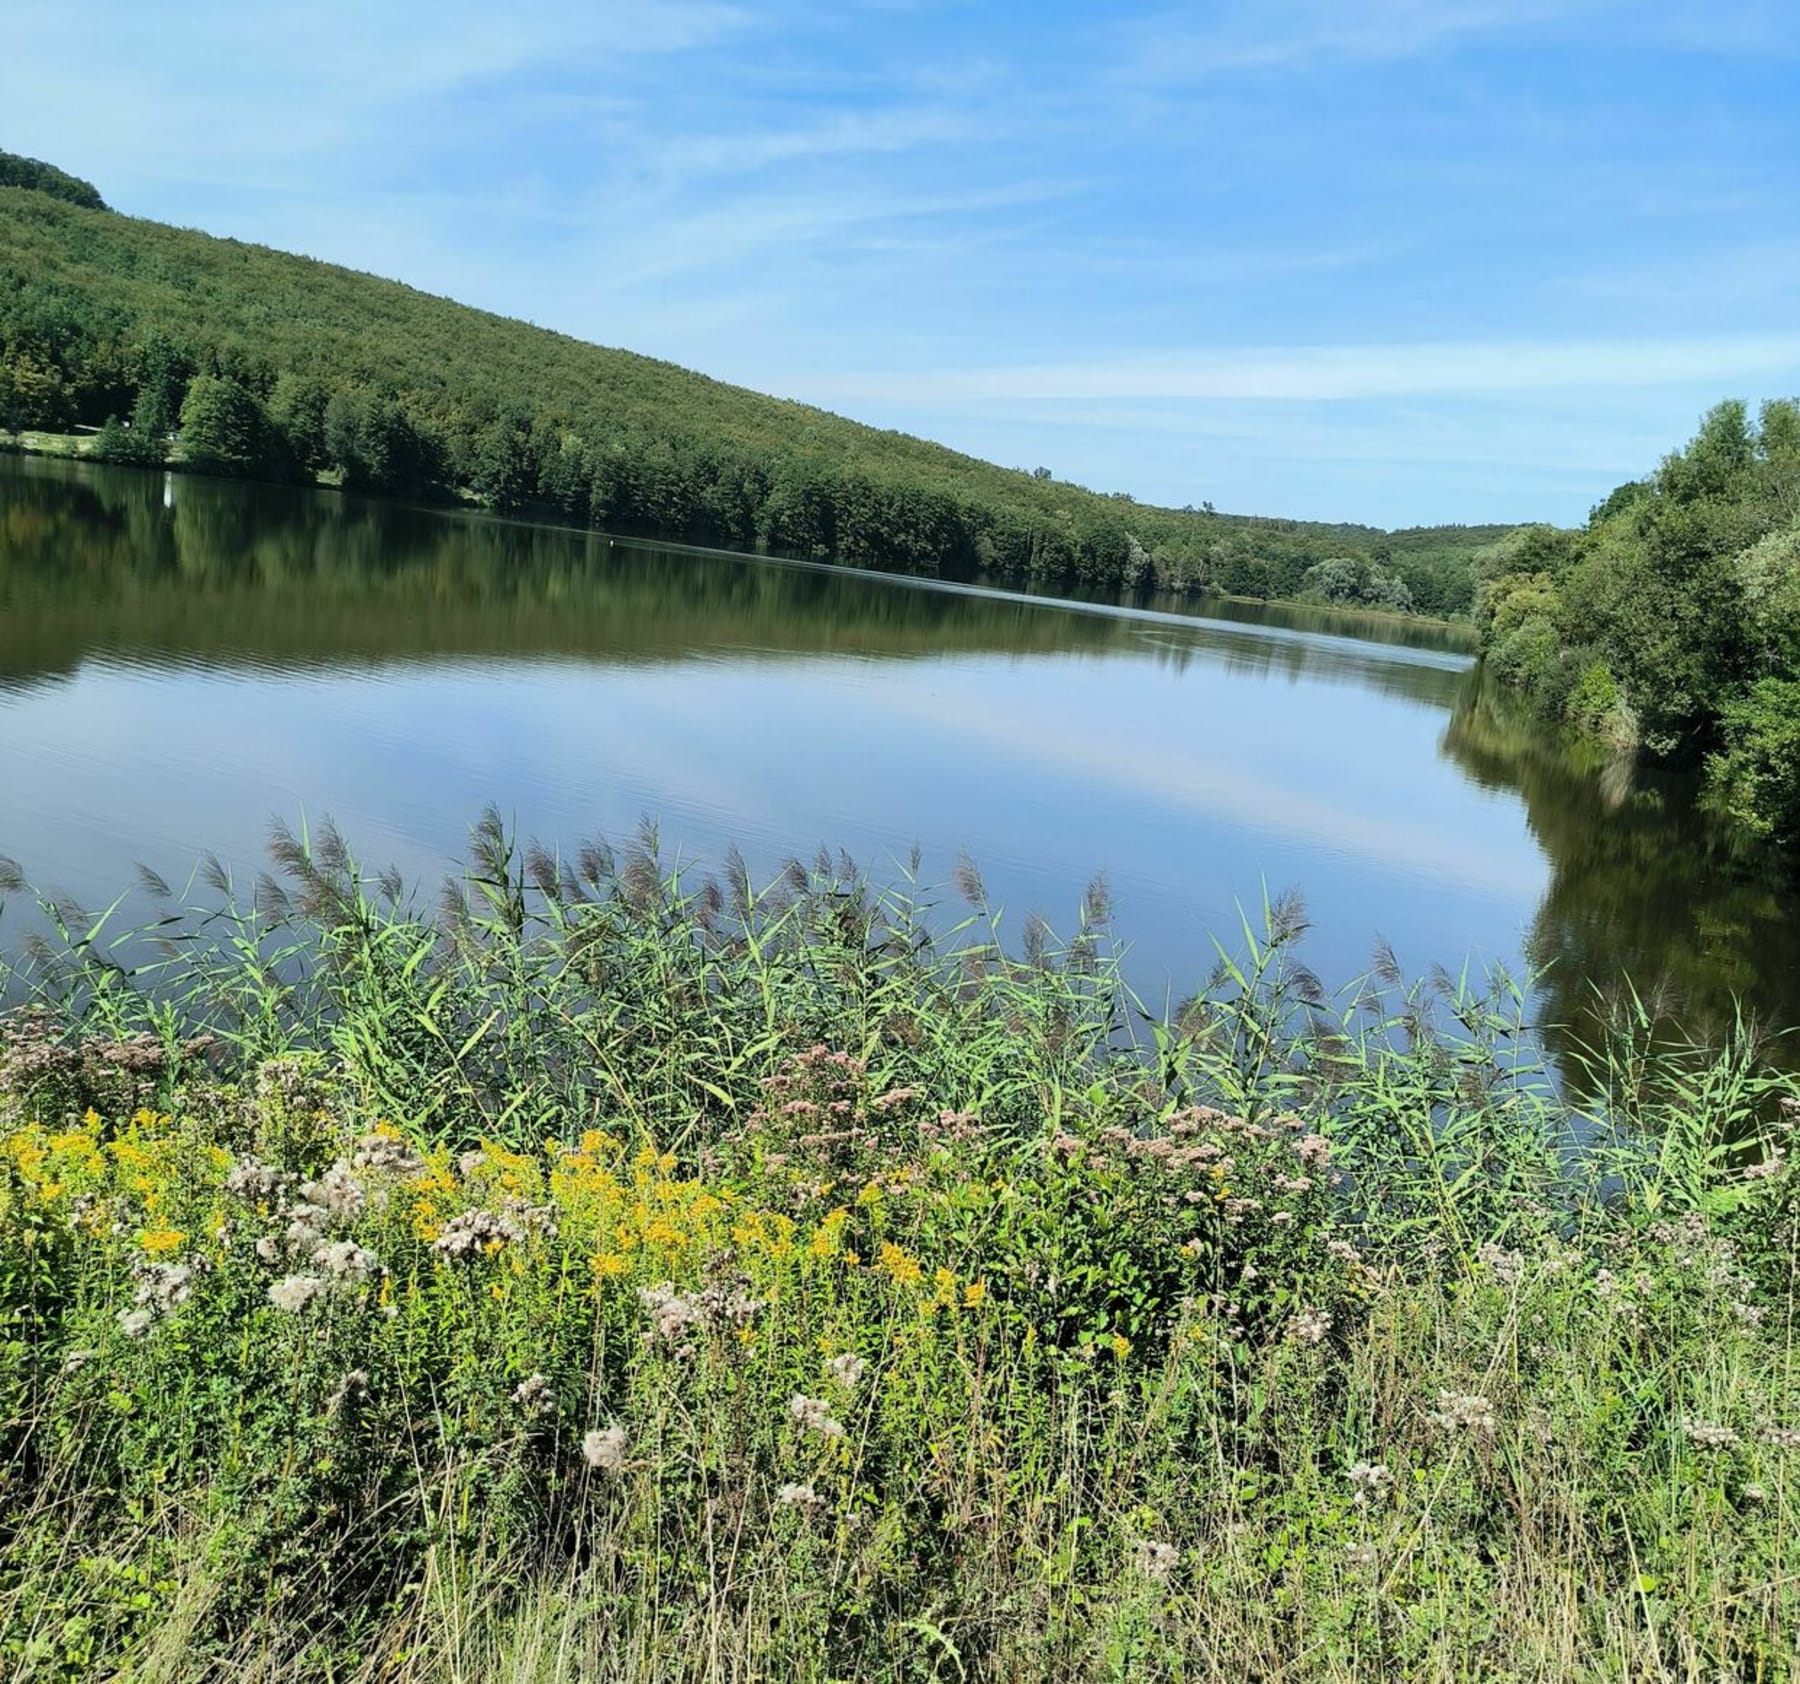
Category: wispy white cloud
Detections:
[
  {"x1": 1116, "y1": 0, "x2": 1607, "y2": 78},
  {"x1": 0, "y1": 1, "x2": 754, "y2": 190},
  {"x1": 1642, "y1": 1, "x2": 1800, "y2": 55},
  {"x1": 1557, "y1": 242, "x2": 1800, "y2": 315},
  {"x1": 889, "y1": 396, "x2": 1675, "y2": 477},
  {"x1": 813, "y1": 335, "x2": 1800, "y2": 405},
  {"x1": 596, "y1": 178, "x2": 1074, "y2": 289},
  {"x1": 648, "y1": 106, "x2": 984, "y2": 185}
]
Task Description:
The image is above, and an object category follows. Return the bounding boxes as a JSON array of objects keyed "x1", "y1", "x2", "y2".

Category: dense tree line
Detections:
[
  {"x1": 1477, "y1": 399, "x2": 1800, "y2": 842},
  {"x1": 0, "y1": 161, "x2": 1500, "y2": 615}
]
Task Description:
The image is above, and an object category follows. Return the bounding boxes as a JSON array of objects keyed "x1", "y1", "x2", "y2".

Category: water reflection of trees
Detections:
[
  {"x1": 0, "y1": 456, "x2": 1464, "y2": 711},
  {"x1": 1442, "y1": 674, "x2": 1800, "y2": 1073}
]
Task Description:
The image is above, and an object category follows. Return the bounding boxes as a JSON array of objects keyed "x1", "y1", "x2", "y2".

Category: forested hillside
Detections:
[
  {"x1": 0, "y1": 155, "x2": 1503, "y2": 614},
  {"x1": 1478, "y1": 399, "x2": 1800, "y2": 840}
]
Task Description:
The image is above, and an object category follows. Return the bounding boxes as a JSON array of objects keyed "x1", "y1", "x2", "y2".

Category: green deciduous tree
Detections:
[
  {"x1": 268, "y1": 371, "x2": 332, "y2": 473},
  {"x1": 471, "y1": 409, "x2": 537, "y2": 510},
  {"x1": 2, "y1": 353, "x2": 73, "y2": 429},
  {"x1": 179, "y1": 374, "x2": 282, "y2": 477},
  {"x1": 323, "y1": 387, "x2": 428, "y2": 495},
  {"x1": 90, "y1": 412, "x2": 165, "y2": 466},
  {"x1": 1708, "y1": 679, "x2": 1800, "y2": 842}
]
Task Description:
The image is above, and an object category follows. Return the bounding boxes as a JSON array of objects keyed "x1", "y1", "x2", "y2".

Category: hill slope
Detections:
[{"x1": 0, "y1": 163, "x2": 1506, "y2": 613}]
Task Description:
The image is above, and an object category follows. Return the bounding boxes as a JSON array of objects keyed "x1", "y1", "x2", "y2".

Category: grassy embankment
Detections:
[
  {"x1": 1, "y1": 818, "x2": 1797, "y2": 1681},
  {"x1": 0, "y1": 431, "x2": 96, "y2": 460}
]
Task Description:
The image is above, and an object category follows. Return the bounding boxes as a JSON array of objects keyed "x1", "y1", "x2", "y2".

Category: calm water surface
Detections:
[{"x1": 2, "y1": 454, "x2": 1795, "y2": 1074}]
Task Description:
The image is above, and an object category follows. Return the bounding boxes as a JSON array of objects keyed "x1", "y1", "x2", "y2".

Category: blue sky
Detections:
[{"x1": 6, "y1": 0, "x2": 1799, "y2": 526}]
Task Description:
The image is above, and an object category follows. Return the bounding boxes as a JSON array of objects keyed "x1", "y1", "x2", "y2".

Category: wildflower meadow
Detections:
[{"x1": 1, "y1": 816, "x2": 1797, "y2": 1681}]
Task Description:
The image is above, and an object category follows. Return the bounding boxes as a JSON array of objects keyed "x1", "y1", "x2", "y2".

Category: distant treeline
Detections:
[
  {"x1": 0, "y1": 155, "x2": 1505, "y2": 616},
  {"x1": 1477, "y1": 399, "x2": 1800, "y2": 842}
]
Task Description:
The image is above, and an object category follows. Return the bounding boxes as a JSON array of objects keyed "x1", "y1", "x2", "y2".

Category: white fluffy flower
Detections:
[
  {"x1": 317, "y1": 1239, "x2": 380, "y2": 1280},
  {"x1": 582, "y1": 1425, "x2": 630, "y2": 1474},
  {"x1": 327, "y1": 1368, "x2": 370, "y2": 1412},
  {"x1": 298, "y1": 1161, "x2": 365, "y2": 1223},
  {"x1": 512, "y1": 1372, "x2": 555, "y2": 1417},
  {"x1": 1684, "y1": 1419, "x2": 1741, "y2": 1452},
  {"x1": 1430, "y1": 1391, "x2": 1498, "y2": 1437},
  {"x1": 432, "y1": 1207, "x2": 526, "y2": 1259},
  {"x1": 788, "y1": 1393, "x2": 844, "y2": 1439},
  {"x1": 1347, "y1": 1460, "x2": 1393, "y2": 1508},
  {"x1": 352, "y1": 1132, "x2": 426, "y2": 1178},
  {"x1": 825, "y1": 1351, "x2": 867, "y2": 1392},
  {"x1": 1290, "y1": 1307, "x2": 1331, "y2": 1346},
  {"x1": 1133, "y1": 1539, "x2": 1180, "y2": 1578},
  {"x1": 268, "y1": 1274, "x2": 325, "y2": 1314}
]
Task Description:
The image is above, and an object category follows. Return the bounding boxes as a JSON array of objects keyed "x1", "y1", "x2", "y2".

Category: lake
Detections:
[{"x1": 2, "y1": 451, "x2": 1795, "y2": 1077}]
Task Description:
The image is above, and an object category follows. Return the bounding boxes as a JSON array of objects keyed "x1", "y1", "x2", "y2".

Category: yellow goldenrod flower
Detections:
[
  {"x1": 879, "y1": 1243, "x2": 924, "y2": 1288},
  {"x1": 764, "y1": 1223, "x2": 796, "y2": 1262},
  {"x1": 139, "y1": 1228, "x2": 188, "y2": 1255}
]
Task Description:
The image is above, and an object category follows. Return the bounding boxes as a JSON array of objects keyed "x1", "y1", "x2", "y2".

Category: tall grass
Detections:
[{"x1": 1, "y1": 815, "x2": 1796, "y2": 1681}]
